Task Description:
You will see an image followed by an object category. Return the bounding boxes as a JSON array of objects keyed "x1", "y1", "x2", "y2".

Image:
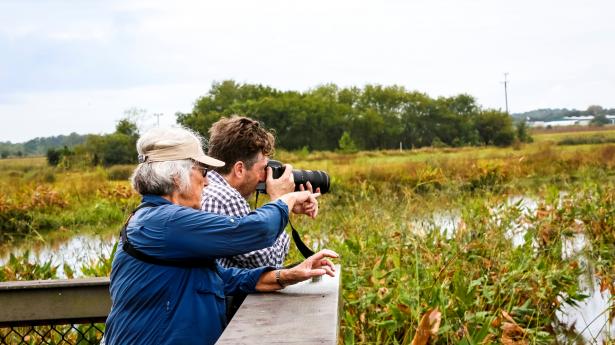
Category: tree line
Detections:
[
  {"x1": 0, "y1": 133, "x2": 87, "y2": 159},
  {"x1": 177, "y1": 80, "x2": 530, "y2": 152},
  {"x1": 5, "y1": 80, "x2": 538, "y2": 167},
  {"x1": 46, "y1": 120, "x2": 138, "y2": 167}
]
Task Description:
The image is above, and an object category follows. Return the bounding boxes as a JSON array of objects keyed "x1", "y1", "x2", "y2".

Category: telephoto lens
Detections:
[
  {"x1": 291, "y1": 169, "x2": 330, "y2": 194},
  {"x1": 256, "y1": 160, "x2": 330, "y2": 194}
]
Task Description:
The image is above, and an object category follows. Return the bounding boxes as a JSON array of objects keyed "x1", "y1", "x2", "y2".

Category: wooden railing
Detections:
[
  {"x1": 0, "y1": 277, "x2": 110, "y2": 326},
  {"x1": 216, "y1": 265, "x2": 342, "y2": 344},
  {"x1": 0, "y1": 265, "x2": 342, "y2": 345}
]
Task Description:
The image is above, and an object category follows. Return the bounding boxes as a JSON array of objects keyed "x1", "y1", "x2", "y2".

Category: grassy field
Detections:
[
  {"x1": 530, "y1": 126, "x2": 615, "y2": 144},
  {"x1": 1, "y1": 127, "x2": 615, "y2": 343}
]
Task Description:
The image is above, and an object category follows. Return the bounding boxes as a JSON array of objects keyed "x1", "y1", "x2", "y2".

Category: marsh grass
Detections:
[
  {"x1": 0, "y1": 163, "x2": 139, "y2": 248},
  {"x1": 285, "y1": 180, "x2": 613, "y2": 344},
  {"x1": 1, "y1": 135, "x2": 615, "y2": 343}
]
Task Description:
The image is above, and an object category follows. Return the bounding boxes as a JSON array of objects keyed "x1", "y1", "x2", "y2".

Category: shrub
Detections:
[
  {"x1": 557, "y1": 135, "x2": 615, "y2": 146},
  {"x1": 46, "y1": 148, "x2": 61, "y2": 166},
  {"x1": 431, "y1": 137, "x2": 448, "y2": 148},
  {"x1": 339, "y1": 131, "x2": 358, "y2": 153},
  {"x1": 107, "y1": 165, "x2": 135, "y2": 181},
  {"x1": 466, "y1": 162, "x2": 509, "y2": 191}
]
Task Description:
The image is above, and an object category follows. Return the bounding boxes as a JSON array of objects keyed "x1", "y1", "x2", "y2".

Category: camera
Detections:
[{"x1": 256, "y1": 160, "x2": 330, "y2": 194}]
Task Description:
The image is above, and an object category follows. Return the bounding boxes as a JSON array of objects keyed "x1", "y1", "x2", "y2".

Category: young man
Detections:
[{"x1": 201, "y1": 115, "x2": 303, "y2": 268}]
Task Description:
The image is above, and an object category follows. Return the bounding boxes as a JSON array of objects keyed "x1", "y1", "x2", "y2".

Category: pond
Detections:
[{"x1": 0, "y1": 234, "x2": 117, "y2": 278}]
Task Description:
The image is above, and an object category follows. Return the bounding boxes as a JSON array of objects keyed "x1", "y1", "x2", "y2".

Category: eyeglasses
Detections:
[{"x1": 193, "y1": 165, "x2": 208, "y2": 178}]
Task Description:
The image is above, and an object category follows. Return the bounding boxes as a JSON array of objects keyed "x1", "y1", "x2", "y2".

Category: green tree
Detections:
[
  {"x1": 177, "y1": 80, "x2": 278, "y2": 138},
  {"x1": 46, "y1": 148, "x2": 61, "y2": 166},
  {"x1": 474, "y1": 110, "x2": 515, "y2": 146},
  {"x1": 176, "y1": 80, "x2": 521, "y2": 151},
  {"x1": 115, "y1": 119, "x2": 139, "y2": 137},
  {"x1": 338, "y1": 131, "x2": 358, "y2": 153},
  {"x1": 516, "y1": 121, "x2": 533, "y2": 143},
  {"x1": 81, "y1": 118, "x2": 139, "y2": 166},
  {"x1": 587, "y1": 105, "x2": 605, "y2": 116}
]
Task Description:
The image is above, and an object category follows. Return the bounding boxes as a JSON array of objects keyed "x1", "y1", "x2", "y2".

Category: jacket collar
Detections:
[{"x1": 141, "y1": 194, "x2": 174, "y2": 206}]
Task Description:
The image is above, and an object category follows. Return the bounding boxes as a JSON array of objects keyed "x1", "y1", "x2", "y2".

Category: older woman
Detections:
[{"x1": 104, "y1": 127, "x2": 337, "y2": 345}]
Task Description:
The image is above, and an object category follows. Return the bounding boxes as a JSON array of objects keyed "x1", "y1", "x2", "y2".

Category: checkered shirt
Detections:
[{"x1": 201, "y1": 170, "x2": 290, "y2": 268}]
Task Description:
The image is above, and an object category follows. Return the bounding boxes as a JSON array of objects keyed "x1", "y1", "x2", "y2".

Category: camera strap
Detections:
[
  {"x1": 120, "y1": 202, "x2": 216, "y2": 269},
  {"x1": 289, "y1": 219, "x2": 316, "y2": 259},
  {"x1": 255, "y1": 192, "x2": 316, "y2": 259}
]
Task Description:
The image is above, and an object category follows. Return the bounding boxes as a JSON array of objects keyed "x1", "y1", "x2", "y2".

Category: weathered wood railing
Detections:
[
  {"x1": 0, "y1": 265, "x2": 341, "y2": 344},
  {"x1": 0, "y1": 277, "x2": 110, "y2": 327},
  {"x1": 216, "y1": 265, "x2": 342, "y2": 344}
]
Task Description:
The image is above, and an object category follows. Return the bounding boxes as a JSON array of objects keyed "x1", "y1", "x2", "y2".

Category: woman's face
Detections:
[{"x1": 177, "y1": 164, "x2": 208, "y2": 209}]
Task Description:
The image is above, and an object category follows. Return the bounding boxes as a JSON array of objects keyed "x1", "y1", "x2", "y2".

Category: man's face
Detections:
[{"x1": 238, "y1": 152, "x2": 268, "y2": 199}]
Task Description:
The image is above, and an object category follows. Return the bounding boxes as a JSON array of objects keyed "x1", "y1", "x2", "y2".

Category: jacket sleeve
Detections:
[
  {"x1": 159, "y1": 199, "x2": 289, "y2": 261},
  {"x1": 217, "y1": 264, "x2": 275, "y2": 295}
]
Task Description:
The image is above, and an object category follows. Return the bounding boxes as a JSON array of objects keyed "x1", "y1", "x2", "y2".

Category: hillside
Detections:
[{"x1": 0, "y1": 132, "x2": 88, "y2": 158}]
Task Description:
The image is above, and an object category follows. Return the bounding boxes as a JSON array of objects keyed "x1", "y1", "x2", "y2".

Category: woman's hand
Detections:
[
  {"x1": 255, "y1": 249, "x2": 339, "y2": 292},
  {"x1": 281, "y1": 249, "x2": 338, "y2": 285}
]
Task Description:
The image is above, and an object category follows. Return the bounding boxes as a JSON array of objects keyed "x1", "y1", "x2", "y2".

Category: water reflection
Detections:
[
  {"x1": 411, "y1": 210, "x2": 460, "y2": 239},
  {"x1": 506, "y1": 195, "x2": 613, "y2": 343},
  {"x1": 0, "y1": 235, "x2": 117, "y2": 278},
  {"x1": 557, "y1": 268, "x2": 614, "y2": 343},
  {"x1": 506, "y1": 195, "x2": 538, "y2": 247},
  {"x1": 410, "y1": 195, "x2": 613, "y2": 343}
]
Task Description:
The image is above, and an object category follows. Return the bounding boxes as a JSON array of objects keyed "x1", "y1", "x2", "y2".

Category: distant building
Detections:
[{"x1": 528, "y1": 115, "x2": 615, "y2": 127}]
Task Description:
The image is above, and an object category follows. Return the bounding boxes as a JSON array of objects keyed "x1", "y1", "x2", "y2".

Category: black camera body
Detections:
[{"x1": 256, "y1": 160, "x2": 330, "y2": 194}]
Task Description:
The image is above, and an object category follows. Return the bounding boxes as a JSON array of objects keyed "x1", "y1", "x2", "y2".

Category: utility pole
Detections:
[
  {"x1": 153, "y1": 113, "x2": 163, "y2": 127},
  {"x1": 502, "y1": 73, "x2": 509, "y2": 114}
]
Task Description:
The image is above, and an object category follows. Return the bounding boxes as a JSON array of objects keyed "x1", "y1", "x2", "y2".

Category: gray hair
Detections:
[{"x1": 131, "y1": 127, "x2": 204, "y2": 195}]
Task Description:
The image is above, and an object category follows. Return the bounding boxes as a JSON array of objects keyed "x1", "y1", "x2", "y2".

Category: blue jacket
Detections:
[{"x1": 104, "y1": 195, "x2": 289, "y2": 345}]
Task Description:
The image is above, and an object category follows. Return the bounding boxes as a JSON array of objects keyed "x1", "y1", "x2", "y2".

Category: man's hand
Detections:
[
  {"x1": 266, "y1": 164, "x2": 295, "y2": 200},
  {"x1": 293, "y1": 182, "x2": 320, "y2": 218},
  {"x1": 281, "y1": 249, "x2": 339, "y2": 285}
]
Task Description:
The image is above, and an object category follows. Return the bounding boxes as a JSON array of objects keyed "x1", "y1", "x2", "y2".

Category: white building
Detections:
[{"x1": 528, "y1": 115, "x2": 615, "y2": 127}]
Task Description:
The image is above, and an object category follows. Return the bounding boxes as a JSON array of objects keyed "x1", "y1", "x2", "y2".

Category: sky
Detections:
[{"x1": 1, "y1": 0, "x2": 614, "y2": 143}]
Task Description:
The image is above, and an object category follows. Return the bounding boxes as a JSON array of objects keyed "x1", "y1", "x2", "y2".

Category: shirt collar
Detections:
[
  {"x1": 207, "y1": 170, "x2": 233, "y2": 188},
  {"x1": 206, "y1": 170, "x2": 248, "y2": 201},
  {"x1": 141, "y1": 194, "x2": 174, "y2": 206}
]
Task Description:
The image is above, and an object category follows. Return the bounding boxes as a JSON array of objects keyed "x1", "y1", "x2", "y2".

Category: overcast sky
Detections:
[{"x1": 1, "y1": 0, "x2": 613, "y2": 143}]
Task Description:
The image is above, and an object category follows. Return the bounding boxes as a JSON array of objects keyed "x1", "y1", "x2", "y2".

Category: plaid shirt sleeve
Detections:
[{"x1": 201, "y1": 171, "x2": 290, "y2": 269}]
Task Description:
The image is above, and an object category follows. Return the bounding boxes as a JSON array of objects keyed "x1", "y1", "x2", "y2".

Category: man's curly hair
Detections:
[{"x1": 207, "y1": 115, "x2": 275, "y2": 174}]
